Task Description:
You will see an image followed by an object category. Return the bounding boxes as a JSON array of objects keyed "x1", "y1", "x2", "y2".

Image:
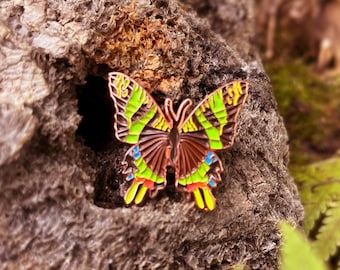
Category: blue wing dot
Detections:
[
  {"x1": 132, "y1": 146, "x2": 141, "y2": 159},
  {"x1": 209, "y1": 179, "x2": 217, "y2": 187},
  {"x1": 205, "y1": 151, "x2": 214, "y2": 165},
  {"x1": 134, "y1": 151, "x2": 141, "y2": 159},
  {"x1": 127, "y1": 173, "x2": 134, "y2": 181}
]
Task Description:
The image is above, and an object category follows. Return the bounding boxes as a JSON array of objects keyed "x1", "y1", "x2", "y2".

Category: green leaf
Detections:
[
  {"x1": 293, "y1": 157, "x2": 340, "y2": 232},
  {"x1": 279, "y1": 222, "x2": 326, "y2": 270},
  {"x1": 312, "y1": 201, "x2": 340, "y2": 261}
]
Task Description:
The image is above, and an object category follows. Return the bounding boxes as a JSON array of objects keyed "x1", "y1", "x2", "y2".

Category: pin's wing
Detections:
[
  {"x1": 176, "y1": 81, "x2": 249, "y2": 210},
  {"x1": 108, "y1": 72, "x2": 172, "y2": 205}
]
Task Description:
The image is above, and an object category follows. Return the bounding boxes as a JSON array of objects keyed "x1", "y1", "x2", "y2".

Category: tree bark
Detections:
[{"x1": 0, "y1": 0, "x2": 303, "y2": 269}]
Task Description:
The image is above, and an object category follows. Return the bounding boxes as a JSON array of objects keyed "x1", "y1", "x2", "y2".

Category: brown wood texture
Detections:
[{"x1": 0, "y1": 0, "x2": 303, "y2": 269}]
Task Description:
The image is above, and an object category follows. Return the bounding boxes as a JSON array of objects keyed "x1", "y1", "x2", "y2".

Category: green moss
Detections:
[{"x1": 265, "y1": 60, "x2": 340, "y2": 166}]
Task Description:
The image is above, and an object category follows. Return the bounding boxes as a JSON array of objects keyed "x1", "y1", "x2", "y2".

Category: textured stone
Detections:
[{"x1": 0, "y1": 0, "x2": 303, "y2": 269}]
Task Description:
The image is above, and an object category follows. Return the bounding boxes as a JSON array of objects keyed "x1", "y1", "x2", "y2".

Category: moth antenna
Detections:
[
  {"x1": 176, "y1": 99, "x2": 192, "y2": 128},
  {"x1": 164, "y1": 98, "x2": 176, "y2": 123}
]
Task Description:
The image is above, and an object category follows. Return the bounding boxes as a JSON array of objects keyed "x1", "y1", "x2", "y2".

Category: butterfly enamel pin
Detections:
[{"x1": 108, "y1": 72, "x2": 249, "y2": 210}]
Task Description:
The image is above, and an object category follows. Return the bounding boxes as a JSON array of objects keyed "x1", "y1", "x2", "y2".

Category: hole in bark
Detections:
[
  {"x1": 76, "y1": 75, "x2": 114, "y2": 151},
  {"x1": 76, "y1": 74, "x2": 125, "y2": 208}
]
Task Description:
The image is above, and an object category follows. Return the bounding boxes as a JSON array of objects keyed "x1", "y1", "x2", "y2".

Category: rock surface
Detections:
[{"x1": 0, "y1": 0, "x2": 303, "y2": 269}]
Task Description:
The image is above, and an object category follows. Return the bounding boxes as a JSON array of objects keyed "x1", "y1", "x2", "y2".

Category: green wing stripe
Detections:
[
  {"x1": 124, "y1": 83, "x2": 157, "y2": 144},
  {"x1": 125, "y1": 84, "x2": 146, "y2": 123},
  {"x1": 208, "y1": 89, "x2": 227, "y2": 135},
  {"x1": 125, "y1": 105, "x2": 157, "y2": 144},
  {"x1": 194, "y1": 109, "x2": 223, "y2": 149},
  {"x1": 134, "y1": 155, "x2": 165, "y2": 184},
  {"x1": 178, "y1": 159, "x2": 210, "y2": 186}
]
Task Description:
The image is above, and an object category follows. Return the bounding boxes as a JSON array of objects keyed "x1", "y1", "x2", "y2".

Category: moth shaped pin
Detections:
[{"x1": 108, "y1": 72, "x2": 249, "y2": 210}]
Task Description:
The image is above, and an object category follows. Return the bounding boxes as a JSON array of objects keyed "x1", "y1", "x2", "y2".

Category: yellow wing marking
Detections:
[
  {"x1": 226, "y1": 82, "x2": 243, "y2": 106},
  {"x1": 232, "y1": 82, "x2": 241, "y2": 105},
  {"x1": 181, "y1": 117, "x2": 198, "y2": 133},
  {"x1": 200, "y1": 101, "x2": 210, "y2": 112},
  {"x1": 152, "y1": 116, "x2": 169, "y2": 131}
]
